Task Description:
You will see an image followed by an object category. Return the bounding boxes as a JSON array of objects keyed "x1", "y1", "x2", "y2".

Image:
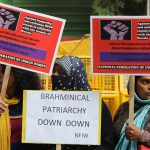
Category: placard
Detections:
[
  {"x1": 22, "y1": 91, "x2": 101, "y2": 145},
  {"x1": 0, "y1": 3, "x2": 65, "y2": 74},
  {"x1": 91, "y1": 16, "x2": 150, "y2": 74}
]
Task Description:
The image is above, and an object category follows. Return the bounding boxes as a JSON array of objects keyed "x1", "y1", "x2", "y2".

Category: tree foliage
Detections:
[{"x1": 92, "y1": 0, "x2": 147, "y2": 15}]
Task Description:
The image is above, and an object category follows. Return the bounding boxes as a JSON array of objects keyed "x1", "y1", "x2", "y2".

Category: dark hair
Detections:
[
  {"x1": 1, "y1": 64, "x2": 42, "y2": 101},
  {"x1": 127, "y1": 76, "x2": 142, "y2": 95},
  {"x1": 135, "y1": 76, "x2": 142, "y2": 88}
]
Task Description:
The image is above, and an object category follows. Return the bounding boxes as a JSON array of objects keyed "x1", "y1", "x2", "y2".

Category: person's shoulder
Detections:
[
  {"x1": 119, "y1": 101, "x2": 129, "y2": 108},
  {"x1": 101, "y1": 100, "x2": 112, "y2": 118},
  {"x1": 102, "y1": 100, "x2": 110, "y2": 111},
  {"x1": 113, "y1": 101, "x2": 129, "y2": 122},
  {"x1": 115, "y1": 101, "x2": 129, "y2": 114}
]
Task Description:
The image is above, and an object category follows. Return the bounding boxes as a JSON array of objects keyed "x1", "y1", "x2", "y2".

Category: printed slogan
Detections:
[
  {"x1": 22, "y1": 91, "x2": 101, "y2": 145},
  {"x1": 0, "y1": 3, "x2": 65, "y2": 74},
  {"x1": 91, "y1": 16, "x2": 150, "y2": 74}
]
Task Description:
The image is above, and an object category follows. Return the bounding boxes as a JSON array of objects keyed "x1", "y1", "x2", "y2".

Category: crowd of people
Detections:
[{"x1": 0, "y1": 56, "x2": 150, "y2": 150}]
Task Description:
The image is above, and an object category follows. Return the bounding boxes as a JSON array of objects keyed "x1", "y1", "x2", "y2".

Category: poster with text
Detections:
[
  {"x1": 91, "y1": 16, "x2": 150, "y2": 74},
  {"x1": 22, "y1": 90, "x2": 101, "y2": 145},
  {"x1": 0, "y1": 3, "x2": 65, "y2": 74}
]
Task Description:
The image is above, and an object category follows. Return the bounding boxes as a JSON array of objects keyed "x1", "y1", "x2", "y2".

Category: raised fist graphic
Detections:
[
  {"x1": 103, "y1": 21, "x2": 129, "y2": 40},
  {"x1": 0, "y1": 8, "x2": 16, "y2": 29}
]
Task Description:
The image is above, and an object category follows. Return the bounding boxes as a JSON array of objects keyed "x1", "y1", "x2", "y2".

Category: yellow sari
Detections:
[{"x1": 0, "y1": 97, "x2": 20, "y2": 150}]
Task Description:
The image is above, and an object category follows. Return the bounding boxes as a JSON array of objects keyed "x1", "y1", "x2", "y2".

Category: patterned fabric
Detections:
[
  {"x1": 52, "y1": 56, "x2": 91, "y2": 91},
  {"x1": 113, "y1": 93, "x2": 150, "y2": 149},
  {"x1": 55, "y1": 56, "x2": 72, "y2": 76},
  {"x1": 52, "y1": 56, "x2": 115, "y2": 150}
]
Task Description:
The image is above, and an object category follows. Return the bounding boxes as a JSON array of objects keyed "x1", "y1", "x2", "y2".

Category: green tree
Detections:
[
  {"x1": 119, "y1": 0, "x2": 147, "y2": 15},
  {"x1": 0, "y1": 0, "x2": 13, "y2": 4},
  {"x1": 92, "y1": 0, "x2": 147, "y2": 15}
]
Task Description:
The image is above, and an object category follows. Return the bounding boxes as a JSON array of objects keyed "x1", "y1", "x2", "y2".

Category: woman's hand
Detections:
[
  {"x1": 125, "y1": 124, "x2": 143, "y2": 141},
  {"x1": 0, "y1": 100, "x2": 8, "y2": 115}
]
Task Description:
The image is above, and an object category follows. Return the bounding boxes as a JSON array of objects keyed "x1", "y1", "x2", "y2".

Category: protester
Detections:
[
  {"x1": 51, "y1": 55, "x2": 115, "y2": 150},
  {"x1": 0, "y1": 64, "x2": 48, "y2": 150},
  {"x1": 113, "y1": 76, "x2": 150, "y2": 149}
]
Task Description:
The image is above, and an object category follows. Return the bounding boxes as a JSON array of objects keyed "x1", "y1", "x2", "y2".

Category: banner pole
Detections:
[
  {"x1": 56, "y1": 144, "x2": 61, "y2": 150},
  {"x1": 0, "y1": 65, "x2": 11, "y2": 150},
  {"x1": 1, "y1": 66, "x2": 11, "y2": 100},
  {"x1": 128, "y1": 76, "x2": 135, "y2": 124},
  {"x1": 147, "y1": 0, "x2": 150, "y2": 16}
]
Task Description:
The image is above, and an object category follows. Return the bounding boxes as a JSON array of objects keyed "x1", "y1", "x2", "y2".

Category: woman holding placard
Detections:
[
  {"x1": 113, "y1": 76, "x2": 150, "y2": 149},
  {"x1": 0, "y1": 64, "x2": 47, "y2": 150},
  {"x1": 51, "y1": 56, "x2": 115, "y2": 150}
]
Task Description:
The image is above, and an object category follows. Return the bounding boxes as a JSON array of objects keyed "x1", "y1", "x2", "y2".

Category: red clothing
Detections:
[{"x1": 10, "y1": 117, "x2": 22, "y2": 143}]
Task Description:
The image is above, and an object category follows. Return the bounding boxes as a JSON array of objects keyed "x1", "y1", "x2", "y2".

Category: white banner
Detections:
[{"x1": 22, "y1": 90, "x2": 101, "y2": 145}]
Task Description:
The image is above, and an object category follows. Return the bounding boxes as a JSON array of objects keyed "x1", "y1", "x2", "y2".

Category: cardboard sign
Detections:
[
  {"x1": 22, "y1": 91, "x2": 101, "y2": 145},
  {"x1": 0, "y1": 3, "x2": 65, "y2": 74},
  {"x1": 91, "y1": 16, "x2": 150, "y2": 74}
]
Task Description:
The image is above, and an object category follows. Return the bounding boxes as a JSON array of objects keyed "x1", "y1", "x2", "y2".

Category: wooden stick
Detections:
[
  {"x1": 128, "y1": 76, "x2": 135, "y2": 124},
  {"x1": 0, "y1": 65, "x2": 11, "y2": 150},
  {"x1": 0, "y1": 66, "x2": 11, "y2": 100},
  {"x1": 147, "y1": 0, "x2": 150, "y2": 16},
  {"x1": 56, "y1": 144, "x2": 61, "y2": 150}
]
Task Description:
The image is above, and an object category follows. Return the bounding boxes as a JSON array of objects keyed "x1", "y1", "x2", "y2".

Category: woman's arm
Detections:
[
  {"x1": 125, "y1": 111, "x2": 150, "y2": 147},
  {"x1": 138, "y1": 130, "x2": 150, "y2": 147}
]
